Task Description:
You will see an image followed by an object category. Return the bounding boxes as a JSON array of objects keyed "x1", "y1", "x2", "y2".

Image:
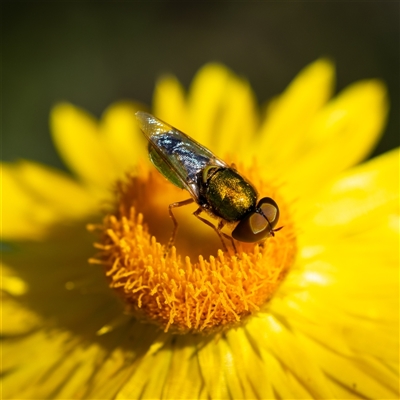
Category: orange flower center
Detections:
[{"x1": 89, "y1": 164, "x2": 297, "y2": 334}]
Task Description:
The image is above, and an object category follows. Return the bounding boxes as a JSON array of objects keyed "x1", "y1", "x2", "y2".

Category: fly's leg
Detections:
[
  {"x1": 217, "y1": 220, "x2": 238, "y2": 255},
  {"x1": 168, "y1": 198, "x2": 194, "y2": 253},
  {"x1": 193, "y1": 208, "x2": 228, "y2": 253},
  {"x1": 193, "y1": 209, "x2": 237, "y2": 254}
]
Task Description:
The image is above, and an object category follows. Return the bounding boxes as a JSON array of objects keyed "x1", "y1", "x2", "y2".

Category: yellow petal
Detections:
[
  {"x1": 100, "y1": 101, "x2": 146, "y2": 175},
  {"x1": 226, "y1": 329, "x2": 274, "y2": 399},
  {"x1": 50, "y1": 103, "x2": 118, "y2": 188},
  {"x1": 116, "y1": 335, "x2": 174, "y2": 399},
  {"x1": 2, "y1": 330, "x2": 72, "y2": 398},
  {"x1": 196, "y1": 336, "x2": 231, "y2": 399},
  {"x1": 0, "y1": 264, "x2": 37, "y2": 336},
  {"x1": 81, "y1": 347, "x2": 134, "y2": 399},
  {"x1": 79, "y1": 323, "x2": 163, "y2": 398},
  {"x1": 1, "y1": 161, "x2": 97, "y2": 240},
  {"x1": 161, "y1": 335, "x2": 204, "y2": 399},
  {"x1": 247, "y1": 314, "x2": 335, "y2": 398},
  {"x1": 258, "y1": 59, "x2": 334, "y2": 169},
  {"x1": 299, "y1": 147, "x2": 399, "y2": 239},
  {"x1": 15, "y1": 160, "x2": 96, "y2": 217},
  {"x1": 46, "y1": 343, "x2": 103, "y2": 399},
  {"x1": 1, "y1": 264, "x2": 28, "y2": 296},
  {"x1": 216, "y1": 338, "x2": 246, "y2": 399},
  {"x1": 298, "y1": 333, "x2": 399, "y2": 398},
  {"x1": 285, "y1": 79, "x2": 388, "y2": 195},
  {"x1": 153, "y1": 75, "x2": 188, "y2": 131},
  {"x1": 187, "y1": 63, "x2": 232, "y2": 148},
  {"x1": 211, "y1": 76, "x2": 258, "y2": 162},
  {"x1": 186, "y1": 63, "x2": 259, "y2": 161},
  {"x1": 1, "y1": 295, "x2": 40, "y2": 335},
  {"x1": 276, "y1": 279, "x2": 398, "y2": 363},
  {"x1": 2, "y1": 163, "x2": 48, "y2": 240},
  {"x1": 278, "y1": 194, "x2": 398, "y2": 362}
]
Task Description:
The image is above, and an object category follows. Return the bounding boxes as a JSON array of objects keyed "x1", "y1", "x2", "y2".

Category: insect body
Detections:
[{"x1": 136, "y1": 112, "x2": 281, "y2": 252}]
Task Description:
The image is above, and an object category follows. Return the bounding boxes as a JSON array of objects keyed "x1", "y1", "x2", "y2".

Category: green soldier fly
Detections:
[{"x1": 136, "y1": 112, "x2": 281, "y2": 253}]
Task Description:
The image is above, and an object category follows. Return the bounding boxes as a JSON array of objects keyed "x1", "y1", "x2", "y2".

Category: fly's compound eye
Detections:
[{"x1": 232, "y1": 197, "x2": 280, "y2": 243}]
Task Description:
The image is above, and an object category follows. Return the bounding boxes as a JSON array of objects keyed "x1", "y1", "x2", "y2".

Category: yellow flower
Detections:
[{"x1": 2, "y1": 60, "x2": 399, "y2": 399}]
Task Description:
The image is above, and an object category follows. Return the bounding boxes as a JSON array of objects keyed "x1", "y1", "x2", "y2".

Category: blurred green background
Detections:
[{"x1": 3, "y1": 2, "x2": 399, "y2": 171}]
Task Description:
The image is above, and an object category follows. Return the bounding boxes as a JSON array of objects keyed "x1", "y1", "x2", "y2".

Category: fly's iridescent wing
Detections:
[{"x1": 136, "y1": 112, "x2": 228, "y2": 200}]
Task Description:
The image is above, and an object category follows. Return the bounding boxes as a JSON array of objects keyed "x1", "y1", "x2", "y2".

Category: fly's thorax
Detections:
[{"x1": 202, "y1": 167, "x2": 257, "y2": 222}]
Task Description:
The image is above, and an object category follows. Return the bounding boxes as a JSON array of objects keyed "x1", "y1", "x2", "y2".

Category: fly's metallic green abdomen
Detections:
[{"x1": 203, "y1": 168, "x2": 257, "y2": 222}]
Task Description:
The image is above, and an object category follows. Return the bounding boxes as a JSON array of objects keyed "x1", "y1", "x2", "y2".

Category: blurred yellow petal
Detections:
[
  {"x1": 1, "y1": 264, "x2": 39, "y2": 335},
  {"x1": 285, "y1": 80, "x2": 388, "y2": 194},
  {"x1": 187, "y1": 63, "x2": 232, "y2": 147},
  {"x1": 1, "y1": 264, "x2": 29, "y2": 296},
  {"x1": 50, "y1": 103, "x2": 117, "y2": 188},
  {"x1": 2, "y1": 163, "x2": 48, "y2": 240},
  {"x1": 14, "y1": 160, "x2": 96, "y2": 217},
  {"x1": 185, "y1": 63, "x2": 259, "y2": 160},
  {"x1": 307, "y1": 80, "x2": 387, "y2": 151},
  {"x1": 1, "y1": 298, "x2": 39, "y2": 335},
  {"x1": 300, "y1": 147, "x2": 399, "y2": 239},
  {"x1": 2, "y1": 160, "x2": 97, "y2": 240},
  {"x1": 153, "y1": 75, "x2": 188, "y2": 130},
  {"x1": 258, "y1": 59, "x2": 334, "y2": 168},
  {"x1": 212, "y1": 76, "x2": 258, "y2": 161},
  {"x1": 2, "y1": 330, "x2": 71, "y2": 398},
  {"x1": 100, "y1": 101, "x2": 146, "y2": 175}
]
